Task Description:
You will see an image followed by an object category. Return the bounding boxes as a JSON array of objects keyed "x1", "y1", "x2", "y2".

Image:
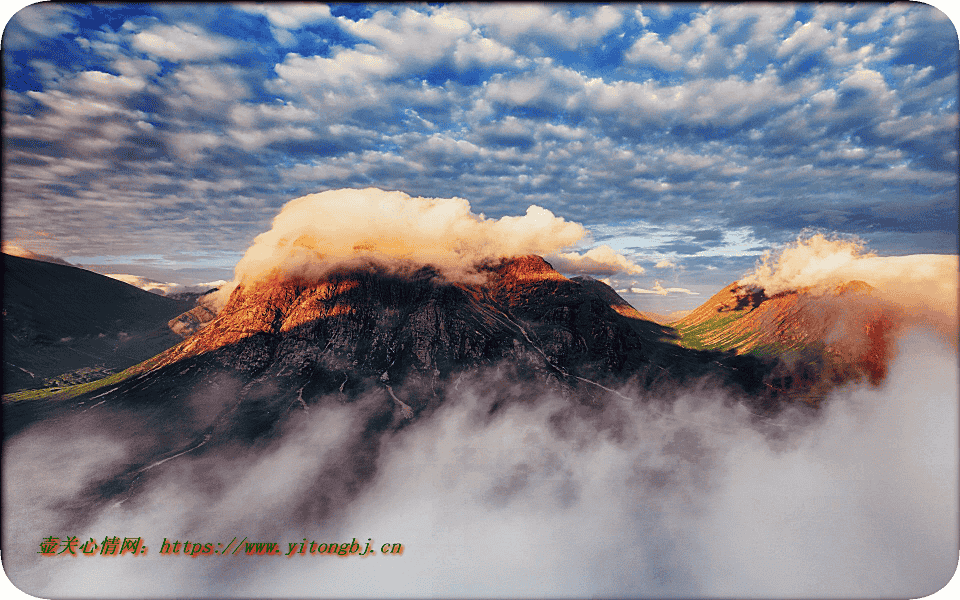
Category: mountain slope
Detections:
[
  {"x1": 674, "y1": 280, "x2": 897, "y2": 396},
  {"x1": 2, "y1": 253, "x2": 193, "y2": 391}
]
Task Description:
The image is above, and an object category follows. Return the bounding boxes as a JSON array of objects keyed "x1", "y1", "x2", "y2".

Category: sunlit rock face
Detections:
[
  {"x1": 5, "y1": 254, "x2": 776, "y2": 439},
  {"x1": 151, "y1": 255, "x2": 655, "y2": 394}
]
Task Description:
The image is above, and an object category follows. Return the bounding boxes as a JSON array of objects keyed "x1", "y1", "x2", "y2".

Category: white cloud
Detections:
[
  {"x1": 163, "y1": 131, "x2": 223, "y2": 163},
  {"x1": 131, "y1": 23, "x2": 240, "y2": 62},
  {"x1": 172, "y1": 64, "x2": 249, "y2": 102},
  {"x1": 848, "y1": 4, "x2": 910, "y2": 34},
  {"x1": 548, "y1": 245, "x2": 646, "y2": 276},
  {"x1": 338, "y1": 7, "x2": 471, "y2": 71},
  {"x1": 104, "y1": 273, "x2": 228, "y2": 295},
  {"x1": 739, "y1": 235, "x2": 958, "y2": 322},
  {"x1": 839, "y1": 68, "x2": 891, "y2": 97},
  {"x1": 234, "y1": 4, "x2": 332, "y2": 46},
  {"x1": 627, "y1": 281, "x2": 699, "y2": 296},
  {"x1": 777, "y1": 21, "x2": 834, "y2": 58},
  {"x1": 235, "y1": 3, "x2": 331, "y2": 29},
  {"x1": 5, "y1": 3, "x2": 79, "y2": 48},
  {"x1": 876, "y1": 112, "x2": 958, "y2": 142},
  {"x1": 274, "y1": 47, "x2": 397, "y2": 88},
  {"x1": 112, "y1": 57, "x2": 161, "y2": 79},
  {"x1": 74, "y1": 70, "x2": 146, "y2": 96},
  {"x1": 624, "y1": 32, "x2": 684, "y2": 71},
  {"x1": 459, "y1": 4, "x2": 623, "y2": 50},
  {"x1": 453, "y1": 34, "x2": 519, "y2": 70},
  {"x1": 221, "y1": 188, "x2": 591, "y2": 299},
  {"x1": 227, "y1": 124, "x2": 315, "y2": 152},
  {"x1": 634, "y1": 8, "x2": 651, "y2": 27}
]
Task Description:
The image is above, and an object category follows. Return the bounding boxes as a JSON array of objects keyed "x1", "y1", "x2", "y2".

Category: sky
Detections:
[{"x1": 2, "y1": 2, "x2": 958, "y2": 313}]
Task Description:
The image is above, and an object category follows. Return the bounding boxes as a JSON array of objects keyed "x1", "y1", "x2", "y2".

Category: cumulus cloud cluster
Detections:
[
  {"x1": 221, "y1": 188, "x2": 645, "y2": 298},
  {"x1": 550, "y1": 245, "x2": 646, "y2": 276}
]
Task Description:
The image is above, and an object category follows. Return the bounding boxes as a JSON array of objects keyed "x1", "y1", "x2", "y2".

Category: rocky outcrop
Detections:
[
  {"x1": 168, "y1": 303, "x2": 218, "y2": 337},
  {"x1": 4, "y1": 255, "x2": 798, "y2": 439}
]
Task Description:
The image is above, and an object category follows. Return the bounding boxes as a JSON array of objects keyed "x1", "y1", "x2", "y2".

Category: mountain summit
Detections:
[{"x1": 136, "y1": 255, "x2": 666, "y2": 406}]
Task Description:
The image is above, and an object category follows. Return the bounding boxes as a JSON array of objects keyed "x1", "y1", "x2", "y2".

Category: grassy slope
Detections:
[
  {"x1": 2, "y1": 352, "x2": 166, "y2": 403},
  {"x1": 671, "y1": 282, "x2": 821, "y2": 359}
]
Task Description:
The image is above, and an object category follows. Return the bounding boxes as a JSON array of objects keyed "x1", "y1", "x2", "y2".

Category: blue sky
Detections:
[{"x1": 2, "y1": 2, "x2": 957, "y2": 312}]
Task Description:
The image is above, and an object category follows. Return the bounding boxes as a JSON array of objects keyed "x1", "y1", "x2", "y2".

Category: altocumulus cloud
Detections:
[{"x1": 1, "y1": 2, "x2": 956, "y2": 303}]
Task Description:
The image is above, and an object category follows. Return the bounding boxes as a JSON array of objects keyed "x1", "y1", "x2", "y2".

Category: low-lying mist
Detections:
[{"x1": 3, "y1": 321, "x2": 956, "y2": 599}]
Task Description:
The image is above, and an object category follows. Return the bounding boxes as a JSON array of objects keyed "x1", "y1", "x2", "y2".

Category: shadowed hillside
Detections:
[{"x1": 2, "y1": 253, "x2": 193, "y2": 392}]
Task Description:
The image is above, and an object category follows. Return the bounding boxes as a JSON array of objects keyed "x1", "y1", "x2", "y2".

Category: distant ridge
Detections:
[{"x1": 674, "y1": 280, "x2": 896, "y2": 397}]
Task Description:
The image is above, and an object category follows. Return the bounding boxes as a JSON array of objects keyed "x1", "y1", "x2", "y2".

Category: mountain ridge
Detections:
[{"x1": 3, "y1": 255, "x2": 786, "y2": 437}]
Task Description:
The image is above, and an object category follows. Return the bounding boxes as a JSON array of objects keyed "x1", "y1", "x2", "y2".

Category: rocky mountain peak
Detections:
[{"x1": 484, "y1": 254, "x2": 568, "y2": 284}]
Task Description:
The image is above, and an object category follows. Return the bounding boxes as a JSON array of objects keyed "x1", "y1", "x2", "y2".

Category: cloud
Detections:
[
  {"x1": 235, "y1": 3, "x2": 332, "y2": 30},
  {"x1": 131, "y1": 23, "x2": 241, "y2": 62},
  {"x1": 458, "y1": 4, "x2": 623, "y2": 51},
  {"x1": 776, "y1": 21, "x2": 834, "y2": 59},
  {"x1": 624, "y1": 32, "x2": 684, "y2": 71},
  {"x1": 548, "y1": 245, "x2": 645, "y2": 276},
  {"x1": 655, "y1": 259, "x2": 677, "y2": 269},
  {"x1": 337, "y1": 7, "x2": 472, "y2": 71},
  {"x1": 274, "y1": 47, "x2": 397, "y2": 88},
  {"x1": 453, "y1": 34, "x2": 519, "y2": 70},
  {"x1": 1, "y1": 242, "x2": 73, "y2": 266},
  {"x1": 104, "y1": 274, "x2": 226, "y2": 296},
  {"x1": 4, "y1": 3, "x2": 80, "y2": 48},
  {"x1": 4, "y1": 324, "x2": 955, "y2": 598},
  {"x1": 171, "y1": 64, "x2": 249, "y2": 102},
  {"x1": 739, "y1": 234, "x2": 959, "y2": 338},
  {"x1": 2, "y1": 3, "x2": 956, "y2": 290},
  {"x1": 624, "y1": 281, "x2": 699, "y2": 296},
  {"x1": 220, "y1": 188, "x2": 636, "y2": 303},
  {"x1": 73, "y1": 70, "x2": 146, "y2": 96}
]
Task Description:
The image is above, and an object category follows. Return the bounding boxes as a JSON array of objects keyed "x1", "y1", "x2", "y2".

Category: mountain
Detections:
[
  {"x1": 674, "y1": 280, "x2": 897, "y2": 400},
  {"x1": 3, "y1": 256, "x2": 785, "y2": 439},
  {"x1": 2, "y1": 253, "x2": 193, "y2": 392},
  {"x1": 6, "y1": 255, "x2": 866, "y2": 537}
]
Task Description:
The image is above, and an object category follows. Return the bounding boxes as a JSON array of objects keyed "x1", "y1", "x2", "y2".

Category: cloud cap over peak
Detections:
[{"x1": 223, "y1": 188, "x2": 645, "y2": 299}]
